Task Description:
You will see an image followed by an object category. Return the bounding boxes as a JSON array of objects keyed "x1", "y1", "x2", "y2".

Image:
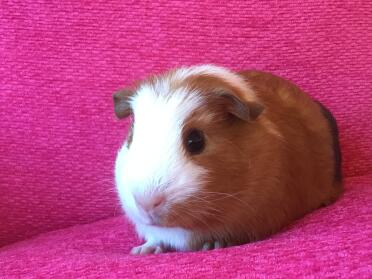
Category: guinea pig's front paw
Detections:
[
  {"x1": 130, "y1": 242, "x2": 165, "y2": 255},
  {"x1": 200, "y1": 241, "x2": 228, "y2": 251}
]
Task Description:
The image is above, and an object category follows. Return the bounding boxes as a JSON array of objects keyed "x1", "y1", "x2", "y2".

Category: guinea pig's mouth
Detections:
[
  {"x1": 145, "y1": 214, "x2": 163, "y2": 227},
  {"x1": 139, "y1": 209, "x2": 182, "y2": 228},
  {"x1": 133, "y1": 196, "x2": 212, "y2": 229},
  {"x1": 137, "y1": 206, "x2": 173, "y2": 228}
]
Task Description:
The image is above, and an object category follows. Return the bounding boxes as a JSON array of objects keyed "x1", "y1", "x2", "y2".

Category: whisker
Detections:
[
  {"x1": 182, "y1": 209, "x2": 212, "y2": 230},
  {"x1": 182, "y1": 198, "x2": 222, "y2": 215},
  {"x1": 198, "y1": 190, "x2": 252, "y2": 207}
]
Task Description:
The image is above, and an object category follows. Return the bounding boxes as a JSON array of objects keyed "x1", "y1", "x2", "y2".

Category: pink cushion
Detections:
[
  {"x1": 1, "y1": 3, "x2": 371, "y2": 277},
  {"x1": 1, "y1": 176, "x2": 370, "y2": 278}
]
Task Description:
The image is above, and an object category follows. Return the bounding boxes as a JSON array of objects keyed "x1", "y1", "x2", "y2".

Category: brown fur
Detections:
[{"x1": 165, "y1": 70, "x2": 343, "y2": 249}]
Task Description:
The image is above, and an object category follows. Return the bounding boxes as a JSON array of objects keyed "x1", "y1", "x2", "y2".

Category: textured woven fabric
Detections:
[
  {"x1": 0, "y1": 0, "x2": 371, "y2": 260},
  {"x1": 0, "y1": 176, "x2": 371, "y2": 278}
]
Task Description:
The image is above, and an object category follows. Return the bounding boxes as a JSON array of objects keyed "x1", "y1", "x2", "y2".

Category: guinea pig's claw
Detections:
[
  {"x1": 130, "y1": 243, "x2": 164, "y2": 255},
  {"x1": 214, "y1": 241, "x2": 223, "y2": 249},
  {"x1": 201, "y1": 242, "x2": 212, "y2": 251},
  {"x1": 201, "y1": 241, "x2": 225, "y2": 251}
]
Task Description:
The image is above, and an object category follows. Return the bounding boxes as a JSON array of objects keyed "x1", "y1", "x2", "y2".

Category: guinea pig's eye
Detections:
[{"x1": 184, "y1": 129, "x2": 205, "y2": 155}]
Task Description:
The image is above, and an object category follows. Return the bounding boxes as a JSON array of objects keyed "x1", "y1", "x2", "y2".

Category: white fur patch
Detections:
[
  {"x1": 172, "y1": 64, "x2": 256, "y2": 100},
  {"x1": 115, "y1": 76, "x2": 207, "y2": 250}
]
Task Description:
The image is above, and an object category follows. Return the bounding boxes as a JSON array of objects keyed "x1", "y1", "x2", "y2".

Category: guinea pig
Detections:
[{"x1": 113, "y1": 65, "x2": 343, "y2": 255}]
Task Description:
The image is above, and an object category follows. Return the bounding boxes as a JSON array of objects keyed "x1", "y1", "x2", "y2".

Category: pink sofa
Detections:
[{"x1": 1, "y1": 1, "x2": 371, "y2": 278}]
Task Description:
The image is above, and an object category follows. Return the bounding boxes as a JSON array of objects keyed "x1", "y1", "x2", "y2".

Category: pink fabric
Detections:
[
  {"x1": 0, "y1": 176, "x2": 371, "y2": 278},
  {"x1": 0, "y1": 1, "x2": 371, "y2": 277}
]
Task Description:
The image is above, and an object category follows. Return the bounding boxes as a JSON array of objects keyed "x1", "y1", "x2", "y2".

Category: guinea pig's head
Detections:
[{"x1": 114, "y1": 65, "x2": 264, "y2": 231}]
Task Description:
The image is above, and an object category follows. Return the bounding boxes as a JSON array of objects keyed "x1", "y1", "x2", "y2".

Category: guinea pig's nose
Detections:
[{"x1": 134, "y1": 193, "x2": 166, "y2": 213}]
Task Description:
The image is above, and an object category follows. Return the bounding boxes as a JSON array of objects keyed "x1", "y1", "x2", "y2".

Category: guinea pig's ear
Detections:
[
  {"x1": 113, "y1": 89, "x2": 134, "y2": 119},
  {"x1": 218, "y1": 92, "x2": 264, "y2": 121}
]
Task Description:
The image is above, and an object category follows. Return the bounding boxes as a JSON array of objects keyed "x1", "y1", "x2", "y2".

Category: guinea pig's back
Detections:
[{"x1": 240, "y1": 70, "x2": 343, "y2": 213}]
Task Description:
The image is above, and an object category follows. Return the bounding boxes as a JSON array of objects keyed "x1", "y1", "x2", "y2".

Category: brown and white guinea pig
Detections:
[{"x1": 113, "y1": 65, "x2": 343, "y2": 255}]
